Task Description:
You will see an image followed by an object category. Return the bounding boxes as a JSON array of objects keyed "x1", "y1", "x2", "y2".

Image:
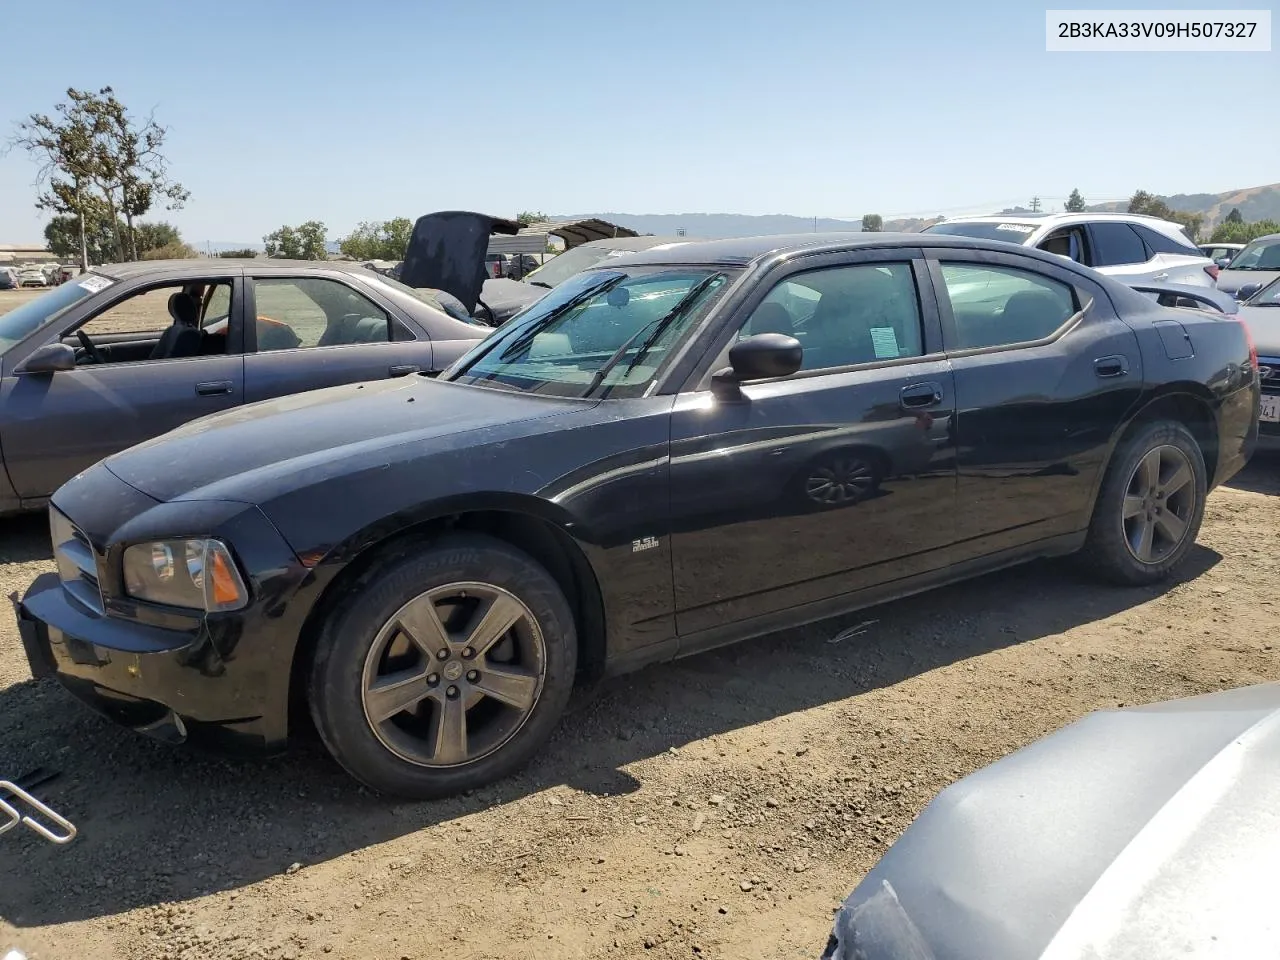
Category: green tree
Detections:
[
  {"x1": 43, "y1": 213, "x2": 116, "y2": 264},
  {"x1": 1209, "y1": 218, "x2": 1280, "y2": 244},
  {"x1": 338, "y1": 217, "x2": 413, "y2": 260},
  {"x1": 1064, "y1": 188, "x2": 1086, "y2": 212},
  {"x1": 1126, "y1": 189, "x2": 1203, "y2": 240},
  {"x1": 140, "y1": 240, "x2": 197, "y2": 260},
  {"x1": 264, "y1": 221, "x2": 328, "y2": 259},
  {"x1": 218, "y1": 248, "x2": 259, "y2": 258},
  {"x1": 1225, "y1": 207, "x2": 1243, "y2": 224},
  {"x1": 861, "y1": 213, "x2": 883, "y2": 232},
  {"x1": 132, "y1": 221, "x2": 182, "y2": 254},
  {"x1": 516, "y1": 210, "x2": 547, "y2": 227}
]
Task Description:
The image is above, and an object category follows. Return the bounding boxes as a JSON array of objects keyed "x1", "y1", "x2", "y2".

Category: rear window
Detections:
[
  {"x1": 1133, "y1": 224, "x2": 1201, "y2": 257},
  {"x1": 923, "y1": 221, "x2": 1037, "y2": 244}
]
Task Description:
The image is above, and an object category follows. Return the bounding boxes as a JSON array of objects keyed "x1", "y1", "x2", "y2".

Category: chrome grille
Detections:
[
  {"x1": 1260, "y1": 357, "x2": 1280, "y2": 392},
  {"x1": 50, "y1": 508, "x2": 104, "y2": 615}
]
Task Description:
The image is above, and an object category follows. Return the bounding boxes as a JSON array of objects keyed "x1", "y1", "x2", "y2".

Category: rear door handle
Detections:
[
  {"x1": 900, "y1": 381, "x2": 943, "y2": 410},
  {"x1": 1094, "y1": 355, "x2": 1129, "y2": 378},
  {"x1": 195, "y1": 380, "x2": 233, "y2": 396},
  {"x1": 388, "y1": 364, "x2": 421, "y2": 377}
]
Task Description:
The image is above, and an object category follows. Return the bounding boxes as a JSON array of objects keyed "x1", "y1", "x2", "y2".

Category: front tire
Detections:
[
  {"x1": 1080, "y1": 420, "x2": 1206, "y2": 586},
  {"x1": 308, "y1": 533, "x2": 578, "y2": 799}
]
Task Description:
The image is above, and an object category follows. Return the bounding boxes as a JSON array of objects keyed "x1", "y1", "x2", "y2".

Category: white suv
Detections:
[{"x1": 923, "y1": 213, "x2": 1217, "y2": 287}]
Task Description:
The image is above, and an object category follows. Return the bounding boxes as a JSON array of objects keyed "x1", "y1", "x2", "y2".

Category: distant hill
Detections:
[
  {"x1": 1086, "y1": 182, "x2": 1280, "y2": 227},
  {"x1": 559, "y1": 213, "x2": 863, "y2": 239}
]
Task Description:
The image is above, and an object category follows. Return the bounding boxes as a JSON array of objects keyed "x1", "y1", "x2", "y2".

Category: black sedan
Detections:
[
  {"x1": 0, "y1": 259, "x2": 490, "y2": 515},
  {"x1": 16, "y1": 233, "x2": 1259, "y2": 799}
]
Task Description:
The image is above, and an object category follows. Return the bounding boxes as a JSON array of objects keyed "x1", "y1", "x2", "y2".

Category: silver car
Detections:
[
  {"x1": 924, "y1": 213, "x2": 1217, "y2": 287},
  {"x1": 1216, "y1": 232, "x2": 1280, "y2": 299}
]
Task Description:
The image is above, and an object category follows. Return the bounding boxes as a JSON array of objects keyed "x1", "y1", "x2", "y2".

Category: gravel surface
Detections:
[{"x1": 1, "y1": 456, "x2": 1277, "y2": 959}]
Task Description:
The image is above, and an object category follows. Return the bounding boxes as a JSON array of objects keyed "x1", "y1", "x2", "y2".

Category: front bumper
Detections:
[{"x1": 16, "y1": 573, "x2": 282, "y2": 752}]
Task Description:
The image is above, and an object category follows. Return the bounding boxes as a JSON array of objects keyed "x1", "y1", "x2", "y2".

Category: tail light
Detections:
[
  {"x1": 1205, "y1": 264, "x2": 1220, "y2": 281},
  {"x1": 1239, "y1": 318, "x2": 1258, "y2": 372}
]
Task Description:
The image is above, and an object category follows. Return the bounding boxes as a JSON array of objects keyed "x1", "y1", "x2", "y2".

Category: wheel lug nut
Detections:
[
  {"x1": 466, "y1": 670, "x2": 479, "y2": 682},
  {"x1": 462, "y1": 647, "x2": 475, "y2": 659},
  {"x1": 427, "y1": 673, "x2": 439, "y2": 686},
  {"x1": 446, "y1": 685, "x2": 459, "y2": 699},
  {"x1": 437, "y1": 649, "x2": 449, "y2": 660}
]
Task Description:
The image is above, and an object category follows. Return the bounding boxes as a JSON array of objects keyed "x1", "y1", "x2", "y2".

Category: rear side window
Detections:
[
  {"x1": 1089, "y1": 223, "x2": 1150, "y2": 266},
  {"x1": 1133, "y1": 224, "x2": 1200, "y2": 257},
  {"x1": 938, "y1": 262, "x2": 1077, "y2": 350}
]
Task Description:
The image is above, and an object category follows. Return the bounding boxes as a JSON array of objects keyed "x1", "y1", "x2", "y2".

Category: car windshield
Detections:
[
  {"x1": 444, "y1": 266, "x2": 735, "y2": 398},
  {"x1": 1226, "y1": 238, "x2": 1280, "y2": 271},
  {"x1": 522, "y1": 244, "x2": 652, "y2": 289},
  {"x1": 0, "y1": 274, "x2": 109, "y2": 352},
  {"x1": 922, "y1": 221, "x2": 1038, "y2": 244},
  {"x1": 1246, "y1": 277, "x2": 1280, "y2": 305}
]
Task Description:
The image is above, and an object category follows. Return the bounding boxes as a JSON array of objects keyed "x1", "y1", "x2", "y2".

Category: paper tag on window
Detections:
[
  {"x1": 78, "y1": 275, "x2": 113, "y2": 293},
  {"x1": 870, "y1": 327, "x2": 899, "y2": 359}
]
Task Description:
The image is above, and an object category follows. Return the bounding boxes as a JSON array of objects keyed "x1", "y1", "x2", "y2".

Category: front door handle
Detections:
[
  {"x1": 195, "y1": 380, "x2": 233, "y2": 396},
  {"x1": 388, "y1": 364, "x2": 421, "y2": 377},
  {"x1": 1094, "y1": 355, "x2": 1130, "y2": 378},
  {"x1": 900, "y1": 381, "x2": 943, "y2": 410},
  {"x1": 1152, "y1": 272, "x2": 1169, "y2": 281}
]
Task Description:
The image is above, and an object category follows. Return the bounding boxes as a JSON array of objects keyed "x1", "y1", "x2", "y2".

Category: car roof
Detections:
[
  {"x1": 937, "y1": 212, "x2": 1185, "y2": 229},
  {"x1": 90, "y1": 259, "x2": 380, "y2": 280},
  {"x1": 603, "y1": 231, "x2": 1077, "y2": 267}
]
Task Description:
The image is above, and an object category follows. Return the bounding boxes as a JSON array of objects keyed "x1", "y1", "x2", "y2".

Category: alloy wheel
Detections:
[
  {"x1": 1121, "y1": 444, "x2": 1196, "y2": 565},
  {"x1": 360, "y1": 581, "x2": 546, "y2": 768},
  {"x1": 805, "y1": 458, "x2": 877, "y2": 505}
]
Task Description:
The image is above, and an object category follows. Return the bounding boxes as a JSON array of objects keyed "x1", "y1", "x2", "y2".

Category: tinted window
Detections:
[
  {"x1": 741, "y1": 263, "x2": 924, "y2": 371},
  {"x1": 1133, "y1": 224, "x2": 1199, "y2": 257},
  {"x1": 939, "y1": 263, "x2": 1077, "y2": 350},
  {"x1": 1089, "y1": 223, "x2": 1150, "y2": 266},
  {"x1": 252, "y1": 277, "x2": 391, "y2": 350},
  {"x1": 923, "y1": 221, "x2": 1037, "y2": 245}
]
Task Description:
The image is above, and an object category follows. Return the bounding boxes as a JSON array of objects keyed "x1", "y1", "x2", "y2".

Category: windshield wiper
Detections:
[
  {"x1": 580, "y1": 273, "x2": 724, "y2": 398},
  {"x1": 528, "y1": 280, "x2": 552, "y2": 289}
]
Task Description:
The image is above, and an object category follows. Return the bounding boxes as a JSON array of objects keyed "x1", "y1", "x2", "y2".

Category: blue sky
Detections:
[{"x1": 1, "y1": 0, "x2": 1275, "y2": 246}]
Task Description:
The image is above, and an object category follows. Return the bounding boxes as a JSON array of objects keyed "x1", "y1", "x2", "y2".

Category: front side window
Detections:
[
  {"x1": 77, "y1": 280, "x2": 236, "y2": 362},
  {"x1": 939, "y1": 263, "x2": 1077, "y2": 350},
  {"x1": 446, "y1": 266, "x2": 734, "y2": 397},
  {"x1": 252, "y1": 277, "x2": 391, "y2": 351},
  {"x1": 1089, "y1": 222, "x2": 1149, "y2": 266},
  {"x1": 1228, "y1": 238, "x2": 1280, "y2": 271},
  {"x1": 739, "y1": 263, "x2": 924, "y2": 371}
]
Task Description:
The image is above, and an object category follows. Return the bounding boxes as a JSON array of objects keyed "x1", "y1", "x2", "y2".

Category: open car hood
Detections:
[
  {"x1": 823, "y1": 683, "x2": 1280, "y2": 960},
  {"x1": 398, "y1": 211, "x2": 522, "y2": 315}
]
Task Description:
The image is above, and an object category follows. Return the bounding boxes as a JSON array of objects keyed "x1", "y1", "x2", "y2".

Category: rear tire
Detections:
[
  {"x1": 308, "y1": 533, "x2": 578, "y2": 799},
  {"x1": 1079, "y1": 420, "x2": 1206, "y2": 586}
]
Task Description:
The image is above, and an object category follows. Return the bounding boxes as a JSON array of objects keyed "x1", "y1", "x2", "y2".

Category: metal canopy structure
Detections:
[{"x1": 518, "y1": 218, "x2": 639, "y2": 249}]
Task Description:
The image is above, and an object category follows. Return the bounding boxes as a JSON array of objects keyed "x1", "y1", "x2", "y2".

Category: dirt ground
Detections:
[{"x1": 2, "y1": 284, "x2": 1279, "y2": 959}]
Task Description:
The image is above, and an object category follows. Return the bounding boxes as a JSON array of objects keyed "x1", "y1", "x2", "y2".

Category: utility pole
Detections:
[{"x1": 1030, "y1": 196, "x2": 1042, "y2": 213}]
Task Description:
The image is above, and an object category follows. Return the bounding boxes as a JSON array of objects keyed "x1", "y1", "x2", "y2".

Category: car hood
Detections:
[
  {"x1": 478, "y1": 277, "x2": 549, "y2": 324},
  {"x1": 823, "y1": 683, "x2": 1280, "y2": 960},
  {"x1": 1238, "y1": 305, "x2": 1280, "y2": 357},
  {"x1": 102, "y1": 376, "x2": 580, "y2": 504},
  {"x1": 1218, "y1": 268, "x2": 1280, "y2": 296}
]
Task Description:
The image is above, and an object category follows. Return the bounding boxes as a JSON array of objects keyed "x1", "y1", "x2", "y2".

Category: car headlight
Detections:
[{"x1": 121, "y1": 539, "x2": 249, "y2": 612}]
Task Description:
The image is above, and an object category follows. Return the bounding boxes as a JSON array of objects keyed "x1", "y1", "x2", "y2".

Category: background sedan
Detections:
[{"x1": 0, "y1": 259, "x2": 490, "y2": 515}]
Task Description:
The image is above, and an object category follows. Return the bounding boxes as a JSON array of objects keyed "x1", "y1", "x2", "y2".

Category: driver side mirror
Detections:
[
  {"x1": 1237, "y1": 282, "x2": 1263, "y2": 302},
  {"x1": 711, "y1": 333, "x2": 804, "y2": 399},
  {"x1": 18, "y1": 341, "x2": 77, "y2": 374},
  {"x1": 1215, "y1": 257, "x2": 1232, "y2": 270}
]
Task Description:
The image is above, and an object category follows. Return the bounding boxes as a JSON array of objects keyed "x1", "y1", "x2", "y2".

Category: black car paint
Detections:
[
  {"x1": 16, "y1": 234, "x2": 1259, "y2": 754},
  {"x1": 0, "y1": 260, "x2": 486, "y2": 514}
]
